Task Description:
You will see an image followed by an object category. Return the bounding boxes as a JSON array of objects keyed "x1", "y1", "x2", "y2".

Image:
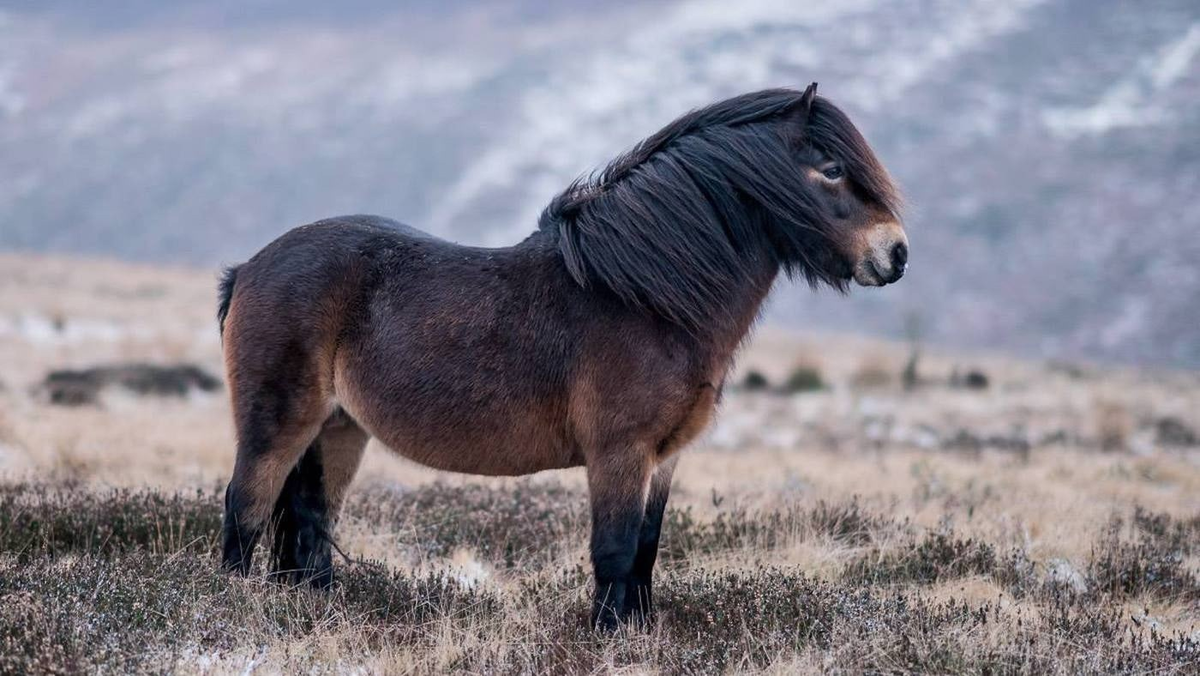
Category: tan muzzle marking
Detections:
[{"x1": 853, "y1": 221, "x2": 907, "y2": 287}]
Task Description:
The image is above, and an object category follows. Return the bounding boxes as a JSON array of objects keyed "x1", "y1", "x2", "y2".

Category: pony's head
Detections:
[
  {"x1": 774, "y1": 83, "x2": 906, "y2": 288},
  {"x1": 542, "y1": 85, "x2": 906, "y2": 331}
]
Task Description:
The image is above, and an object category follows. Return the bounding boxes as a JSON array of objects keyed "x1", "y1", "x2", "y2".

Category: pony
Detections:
[{"x1": 218, "y1": 84, "x2": 907, "y2": 629}]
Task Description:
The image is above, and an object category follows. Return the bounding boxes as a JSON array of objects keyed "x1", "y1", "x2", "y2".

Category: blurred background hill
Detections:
[{"x1": 1, "y1": 0, "x2": 1198, "y2": 366}]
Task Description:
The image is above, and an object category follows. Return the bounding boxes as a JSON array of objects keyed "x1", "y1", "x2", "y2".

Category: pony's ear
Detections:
[{"x1": 784, "y1": 82, "x2": 818, "y2": 127}]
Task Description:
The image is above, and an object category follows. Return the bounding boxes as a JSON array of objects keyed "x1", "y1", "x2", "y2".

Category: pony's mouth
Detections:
[
  {"x1": 854, "y1": 259, "x2": 905, "y2": 287},
  {"x1": 854, "y1": 260, "x2": 885, "y2": 287},
  {"x1": 853, "y1": 222, "x2": 908, "y2": 287}
]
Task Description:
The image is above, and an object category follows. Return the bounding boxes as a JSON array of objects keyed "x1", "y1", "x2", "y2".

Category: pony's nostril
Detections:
[{"x1": 891, "y1": 242, "x2": 908, "y2": 269}]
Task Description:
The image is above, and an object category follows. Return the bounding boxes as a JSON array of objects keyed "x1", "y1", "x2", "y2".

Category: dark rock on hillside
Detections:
[{"x1": 40, "y1": 364, "x2": 221, "y2": 406}]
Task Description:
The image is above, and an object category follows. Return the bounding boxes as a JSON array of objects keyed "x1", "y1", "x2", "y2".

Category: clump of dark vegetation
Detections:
[
  {"x1": 780, "y1": 365, "x2": 825, "y2": 393},
  {"x1": 737, "y1": 366, "x2": 825, "y2": 395},
  {"x1": 0, "y1": 482, "x2": 222, "y2": 560},
  {"x1": 653, "y1": 570, "x2": 838, "y2": 671},
  {"x1": 0, "y1": 482, "x2": 1195, "y2": 674},
  {"x1": 942, "y1": 427, "x2": 1032, "y2": 455},
  {"x1": 950, "y1": 368, "x2": 990, "y2": 389},
  {"x1": 740, "y1": 369, "x2": 771, "y2": 391},
  {"x1": 1047, "y1": 359, "x2": 1090, "y2": 379},
  {"x1": 660, "y1": 497, "x2": 889, "y2": 561},
  {"x1": 843, "y1": 508, "x2": 1200, "y2": 606},
  {"x1": 1130, "y1": 506, "x2": 1200, "y2": 554},
  {"x1": 40, "y1": 363, "x2": 221, "y2": 406},
  {"x1": 1088, "y1": 508, "x2": 1200, "y2": 602},
  {"x1": 845, "y1": 531, "x2": 1008, "y2": 585},
  {"x1": 965, "y1": 371, "x2": 988, "y2": 389},
  {"x1": 1154, "y1": 416, "x2": 1197, "y2": 447}
]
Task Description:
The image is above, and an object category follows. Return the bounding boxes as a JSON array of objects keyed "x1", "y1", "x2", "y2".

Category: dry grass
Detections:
[{"x1": 1, "y1": 253, "x2": 1198, "y2": 673}]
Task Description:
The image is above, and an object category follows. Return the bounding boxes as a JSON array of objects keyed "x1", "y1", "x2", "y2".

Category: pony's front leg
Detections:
[
  {"x1": 624, "y1": 454, "x2": 678, "y2": 624},
  {"x1": 586, "y1": 447, "x2": 654, "y2": 630}
]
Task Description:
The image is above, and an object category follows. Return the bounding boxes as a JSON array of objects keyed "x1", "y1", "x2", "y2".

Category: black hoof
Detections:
[
  {"x1": 307, "y1": 565, "x2": 335, "y2": 590},
  {"x1": 591, "y1": 606, "x2": 622, "y2": 632},
  {"x1": 591, "y1": 592, "x2": 633, "y2": 632},
  {"x1": 221, "y1": 528, "x2": 259, "y2": 576}
]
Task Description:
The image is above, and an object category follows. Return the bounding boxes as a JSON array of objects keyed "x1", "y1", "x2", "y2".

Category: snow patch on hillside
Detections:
[
  {"x1": 425, "y1": 0, "x2": 1044, "y2": 244},
  {"x1": 1043, "y1": 23, "x2": 1200, "y2": 137}
]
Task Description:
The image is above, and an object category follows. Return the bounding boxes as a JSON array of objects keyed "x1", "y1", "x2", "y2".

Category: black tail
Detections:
[{"x1": 217, "y1": 265, "x2": 240, "y2": 336}]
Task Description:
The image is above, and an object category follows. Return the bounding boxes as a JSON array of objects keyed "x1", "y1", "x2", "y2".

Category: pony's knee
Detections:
[{"x1": 228, "y1": 456, "x2": 290, "y2": 531}]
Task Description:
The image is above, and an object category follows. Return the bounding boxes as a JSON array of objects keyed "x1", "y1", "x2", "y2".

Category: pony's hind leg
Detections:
[
  {"x1": 269, "y1": 444, "x2": 326, "y2": 585},
  {"x1": 270, "y1": 410, "x2": 368, "y2": 588},
  {"x1": 623, "y1": 454, "x2": 678, "y2": 623},
  {"x1": 221, "y1": 370, "x2": 332, "y2": 576},
  {"x1": 315, "y1": 410, "x2": 370, "y2": 524}
]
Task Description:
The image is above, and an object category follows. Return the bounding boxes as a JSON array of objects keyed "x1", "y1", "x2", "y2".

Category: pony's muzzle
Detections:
[{"x1": 854, "y1": 223, "x2": 908, "y2": 287}]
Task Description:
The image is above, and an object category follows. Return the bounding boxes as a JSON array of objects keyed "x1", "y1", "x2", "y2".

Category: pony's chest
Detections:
[{"x1": 659, "y1": 382, "x2": 721, "y2": 458}]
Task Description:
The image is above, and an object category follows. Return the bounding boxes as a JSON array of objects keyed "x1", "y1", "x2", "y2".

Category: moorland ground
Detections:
[{"x1": 0, "y1": 253, "x2": 1198, "y2": 673}]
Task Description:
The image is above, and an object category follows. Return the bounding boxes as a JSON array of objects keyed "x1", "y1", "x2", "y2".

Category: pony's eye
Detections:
[{"x1": 821, "y1": 165, "x2": 845, "y2": 181}]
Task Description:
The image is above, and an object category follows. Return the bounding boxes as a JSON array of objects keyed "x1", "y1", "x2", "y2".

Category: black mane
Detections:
[{"x1": 539, "y1": 87, "x2": 899, "y2": 331}]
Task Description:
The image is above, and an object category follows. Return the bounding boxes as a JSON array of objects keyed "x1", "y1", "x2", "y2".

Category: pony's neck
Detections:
[
  {"x1": 523, "y1": 222, "x2": 779, "y2": 370},
  {"x1": 691, "y1": 240, "x2": 781, "y2": 381}
]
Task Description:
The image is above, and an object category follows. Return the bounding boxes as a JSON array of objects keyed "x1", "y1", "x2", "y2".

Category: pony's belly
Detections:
[
  {"x1": 335, "y1": 380, "x2": 579, "y2": 476},
  {"x1": 333, "y1": 319, "x2": 578, "y2": 476},
  {"x1": 375, "y1": 432, "x2": 582, "y2": 476}
]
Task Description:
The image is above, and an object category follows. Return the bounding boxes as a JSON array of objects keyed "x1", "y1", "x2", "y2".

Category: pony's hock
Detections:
[{"x1": 218, "y1": 84, "x2": 906, "y2": 630}]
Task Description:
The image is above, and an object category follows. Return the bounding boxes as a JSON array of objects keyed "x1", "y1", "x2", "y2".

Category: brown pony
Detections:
[{"x1": 218, "y1": 84, "x2": 906, "y2": 629}]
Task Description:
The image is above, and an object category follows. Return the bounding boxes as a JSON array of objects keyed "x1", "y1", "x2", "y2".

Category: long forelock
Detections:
[
  {"x1": 540, "y1": 88, "x2": 893, "y2": 330},
  {"x1": 806, "y1": 98, "x2": 902, "y2": 217}
]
